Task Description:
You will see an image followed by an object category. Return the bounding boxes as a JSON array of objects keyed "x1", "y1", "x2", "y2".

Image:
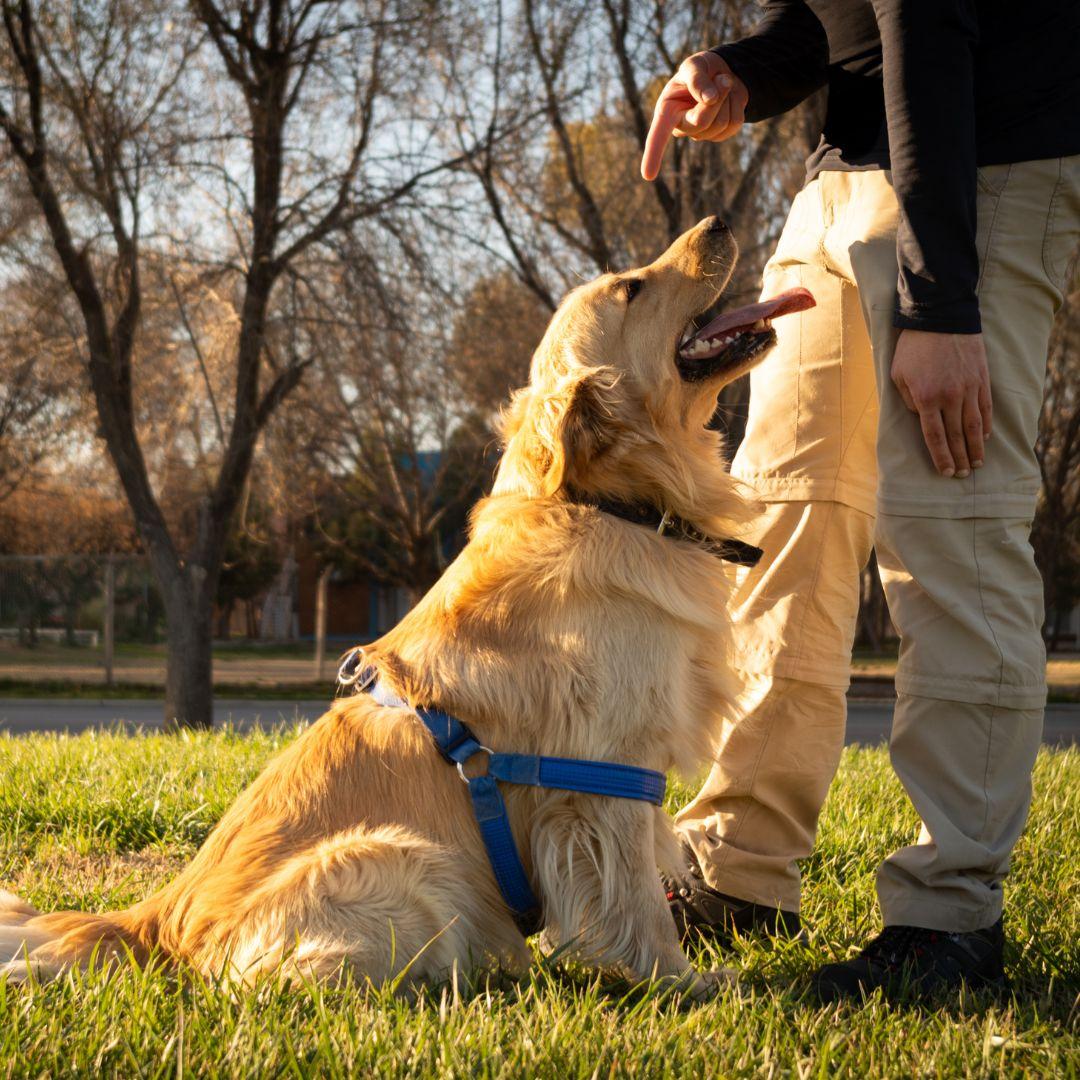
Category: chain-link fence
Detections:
[
  {"x1": 0, "y1": 553, "x2": 410, "y2": 688},
  {"x1": 0, "y1": 555, "x2": 167, "y2": 687},
  {"x1": 0, "y1": 555, "x2": 161, "y2": 648}
]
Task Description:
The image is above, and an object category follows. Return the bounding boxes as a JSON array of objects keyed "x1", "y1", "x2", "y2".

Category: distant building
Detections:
[{"x1": 295, "y1": 552, "x2": 413, "y2": 643}]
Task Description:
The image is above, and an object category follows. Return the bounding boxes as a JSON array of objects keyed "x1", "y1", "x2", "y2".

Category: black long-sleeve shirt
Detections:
[{"x1": 713, "y1": 1, "x2": 1080, "y2": 334}]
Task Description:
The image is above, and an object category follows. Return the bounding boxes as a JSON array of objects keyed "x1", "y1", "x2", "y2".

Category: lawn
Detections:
[{"x1": 0, "y1": 729, "x2": 1076, "y2": 1078}]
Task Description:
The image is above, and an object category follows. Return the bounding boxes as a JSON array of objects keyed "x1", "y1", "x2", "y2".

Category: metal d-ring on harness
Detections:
[{"x1": 337, "y1": 649, "x2": 668, "y2": 935}]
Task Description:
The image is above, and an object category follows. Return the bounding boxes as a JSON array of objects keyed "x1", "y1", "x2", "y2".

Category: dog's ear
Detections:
[{"x1": 501, "y1": 366, "x2": 622, "y2": 495}]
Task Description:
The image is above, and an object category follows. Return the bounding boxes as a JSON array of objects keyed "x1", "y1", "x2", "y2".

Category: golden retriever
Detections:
[{"x1": 0, "y1": 217, "x2": 811, "y2": 995}]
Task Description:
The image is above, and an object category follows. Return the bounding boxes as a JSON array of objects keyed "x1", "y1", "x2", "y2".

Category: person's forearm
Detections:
[
  {"x1": 711, "y1": 0, "x2": 829, "y2": 122},
  {"x1": 874, "y1": 0, "x2": 981, "y2": 334}
]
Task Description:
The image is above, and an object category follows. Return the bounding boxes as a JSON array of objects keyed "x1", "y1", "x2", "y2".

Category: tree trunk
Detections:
[
  {"x1": 313, "y1": 565, "x2": 331, "y2": 681},
  {"x1": 161, "y1": 570, "x2": 215, "y2": 731},
  {"x1": 103, "y1": 558, "x2": 115, "y2": 688},
  {"x1": 216, "y1": 600, "x2": 233, "y2": 641},
  {"x1": 1049, "y1": 605, "x2": 1065, "y2": 654}
]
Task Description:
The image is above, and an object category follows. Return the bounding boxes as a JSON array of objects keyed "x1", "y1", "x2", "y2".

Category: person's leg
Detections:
[
  {"x1": 675, "y1": 507, "x2": 870, "y2": 914},
  {"x1": 871, "y1": 157, "x2": 1080, "y2": 931},
  {"x1": 813, "y1": 156, "x2": 1080, "y2": 999},
  {"x1": 675, "y1": 172, "x2": 887, "y2": 917}
]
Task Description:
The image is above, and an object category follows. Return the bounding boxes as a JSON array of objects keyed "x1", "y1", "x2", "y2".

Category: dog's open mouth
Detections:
[{"x1": 676, "y1": 287, "x2": 816, "y2": 381}]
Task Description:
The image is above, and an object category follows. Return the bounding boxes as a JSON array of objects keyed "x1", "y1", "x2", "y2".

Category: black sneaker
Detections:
[
  {"x1": 662, "y1": 845, "x2": 802, "y2": 947},
  {"x1": 810, "y1": 920, "x2": 1007, "y2": 1002}
]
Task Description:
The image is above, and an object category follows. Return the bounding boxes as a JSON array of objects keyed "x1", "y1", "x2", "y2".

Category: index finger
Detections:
[{"x1": 641, "y1": 87, "x2": 691, "y2": 180}]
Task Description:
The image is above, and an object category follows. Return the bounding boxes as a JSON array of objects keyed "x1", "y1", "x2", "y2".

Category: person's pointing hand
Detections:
[{"x1": 641, "y1": 51, "x2": 748, "y2": 181}]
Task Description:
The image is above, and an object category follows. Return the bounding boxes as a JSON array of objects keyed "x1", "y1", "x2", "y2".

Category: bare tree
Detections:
[
  {"x1": 437, "y1": 0, "x2": 820, "y2": 444},
  {"x1": 0, "y1": 0, "x2": 465, "y2": 726},
  {"x1": 0, "y1": 215, "x2": 85, "y2": 501},
  {"x1": 1034, "y1": 256, "x2": 1080, "y2": 650},
  {"x1": 261, "y1": 1, "x2": 818, "y2": 585},
  {"x1": 0, "y1": 321, "x2": 74, "y2": 503},
  {"x1": 280, "y1": 230, "x2": 493, "y2": 600},
  {"x1": 450, "y1": 271, "x2": 552, "y2": 416},
  {"x1": 442, "y1": 0, "x2": 815, "y2": 285}
]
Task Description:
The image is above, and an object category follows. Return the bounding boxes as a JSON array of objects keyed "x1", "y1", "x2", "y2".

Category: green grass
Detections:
[
  {"x1": 0, "y1": 731, "x2": 1077, "y2": 1078},
  {"x1": 0, "y1": 678, "x2": 329, "y2": 701}
]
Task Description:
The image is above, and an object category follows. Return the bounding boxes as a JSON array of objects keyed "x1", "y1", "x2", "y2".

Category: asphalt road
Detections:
[{"x1": 0, "y1": 698, "x2": 1077, "y2": 745}]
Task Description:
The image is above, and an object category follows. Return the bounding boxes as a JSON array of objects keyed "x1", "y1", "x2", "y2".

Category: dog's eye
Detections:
[{"x1": 624, "y1": 279, "x2": 644, "y2": 303}]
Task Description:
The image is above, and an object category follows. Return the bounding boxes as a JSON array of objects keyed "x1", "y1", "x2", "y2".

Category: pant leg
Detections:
[
  {"x1": 866, "y1": 157, "x2": 1080, "y2": 930},
  {"x1": 676, "y1": 508, "x2": 870, "y2": 911},
  {"x1": 677, "y1": 174, "x2": 884, "y2": 910}
]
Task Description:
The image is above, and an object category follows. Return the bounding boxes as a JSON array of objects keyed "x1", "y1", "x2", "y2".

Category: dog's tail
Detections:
[{"x1": 0, "y1": 889, "x2": 150, "y2": 982}]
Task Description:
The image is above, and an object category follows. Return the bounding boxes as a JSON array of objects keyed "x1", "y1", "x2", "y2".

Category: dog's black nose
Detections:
[{"x1": 704, "y1": 216, "x2": 730, "y2": 234}]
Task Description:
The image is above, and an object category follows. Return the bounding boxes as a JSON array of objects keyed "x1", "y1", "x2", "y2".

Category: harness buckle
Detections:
[
  {"x1": 456, "y1": 744, "x2": 493, "y2": 783},
  {"x1": 336, "y1": 647, "x2": 375, "y2": 692}
]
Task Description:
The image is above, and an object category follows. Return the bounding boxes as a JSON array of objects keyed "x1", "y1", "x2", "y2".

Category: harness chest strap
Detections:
[{"x1": 339, "y1": 654, "x2": 667, "y2": 934}]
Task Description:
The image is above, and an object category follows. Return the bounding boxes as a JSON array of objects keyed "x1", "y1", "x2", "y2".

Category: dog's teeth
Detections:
[
  {"x1": 682, "y1": 333, "x2": 746, "y2": 358},
  {"x1": 682, "y1": 320, "x2": 773, "y2": 359}
]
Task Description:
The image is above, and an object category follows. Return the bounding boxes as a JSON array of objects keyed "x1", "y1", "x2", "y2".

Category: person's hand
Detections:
[
  {"x1": 891, "y1": 329, "x2": 993, "y2": 478},
  {"x1": 641, "y1": 51, "x2": 748, "y2": 181}
]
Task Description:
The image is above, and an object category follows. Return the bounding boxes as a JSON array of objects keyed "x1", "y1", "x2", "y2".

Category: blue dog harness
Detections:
[{"x1": 337, "y1": 649, "x2": 667, "y2": 935}]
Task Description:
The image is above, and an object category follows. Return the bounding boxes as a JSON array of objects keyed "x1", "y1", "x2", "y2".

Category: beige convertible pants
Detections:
[{"x1": 678, "y1": 160, "x2": 1080, "y2": 932}]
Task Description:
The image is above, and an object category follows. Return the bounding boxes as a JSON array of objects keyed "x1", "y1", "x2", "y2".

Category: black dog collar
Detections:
[{"x1": 567, "y1": 491, "x2": 763, "y2": 568}]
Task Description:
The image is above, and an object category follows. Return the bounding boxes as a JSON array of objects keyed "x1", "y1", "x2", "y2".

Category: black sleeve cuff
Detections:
[
  {"x1": 893, "y1": 305, "x2": 982, "y2": 335},
  {"x1": 708, "y1": 2, "x2": 829, "y2": 123},
  {"x1": 710, "y1": 46, "x2": 765, "y2": 120}
]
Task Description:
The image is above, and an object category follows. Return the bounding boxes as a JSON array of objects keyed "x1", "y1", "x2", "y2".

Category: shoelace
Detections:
[
  {"x1": 864, "y1": 924, "x2": 942, "y2": 968},
  {"x1": 663, "y1": 845, "x2": 704, "y2": 903}
]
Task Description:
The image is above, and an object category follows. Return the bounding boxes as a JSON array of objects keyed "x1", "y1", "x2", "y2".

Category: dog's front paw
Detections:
[
  {"x1": 696, "y1": 967, "x2": 737, "y2": 996},
  {"x1": 654, "y1": 965, "x2": 736, "y2": 1002},
  {"x1": 682, "y1": 966, "x2": 737, "y2": 1000}
]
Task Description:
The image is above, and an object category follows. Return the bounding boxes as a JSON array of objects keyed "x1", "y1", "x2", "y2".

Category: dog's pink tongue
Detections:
[{"x1": 690, "y1": 287, "x2": 815, "y2": 340}]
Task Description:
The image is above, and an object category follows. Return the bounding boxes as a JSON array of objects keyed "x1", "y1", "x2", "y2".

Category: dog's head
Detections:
[{"x1": 494, "y1": 217, "x2": 813, "y2": 517}]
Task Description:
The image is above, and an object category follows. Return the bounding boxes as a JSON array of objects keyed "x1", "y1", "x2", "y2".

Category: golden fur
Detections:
[{"x1": 1, "y1": 218, "x2": 765, "y2": 995}]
